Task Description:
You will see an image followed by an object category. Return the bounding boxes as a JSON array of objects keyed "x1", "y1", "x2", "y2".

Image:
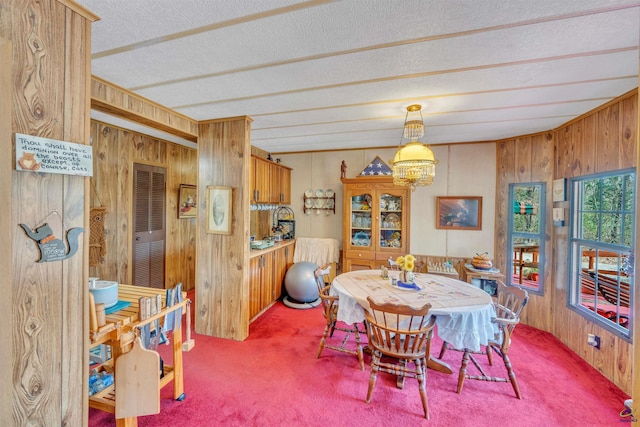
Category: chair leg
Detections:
[
  {"x1": 415, "y1": 358, "x2": 430, "y2": 419},
  {"x1": 502, "y1": 353, "x2": 522, "y2": 399},
  {"x1": 329, "y1": 320, "x2": 336, "y2": 337},
  {"x1": 366, "y1": 351, "x2": 380, "y2": 404},
  {"x1": 438, "y1": 341, "x2": 449, "y2": 359},
  {"x1": 396, "y1": 359, "x2": 407, "y2": 389},
  {"x1": 354, "y1": 327, "x2": 365, "y2": 370},
  {"x1": 486, "y1": 344, "x2": 494, "y2": 366},
  {"x1": 316, "y1": 324, "x2": 330, "y2": 358},
  {"x1": 456, "y1": 350, "x2": 470, "y2": 394}
]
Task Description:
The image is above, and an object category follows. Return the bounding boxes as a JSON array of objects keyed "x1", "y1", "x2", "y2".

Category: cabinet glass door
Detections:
[
  {"x1": 379, "y1": 193, "x2": 403, "y2": 249},
  {"x1": 350, "y1": 192, "x2": 372, "y2": 248}
]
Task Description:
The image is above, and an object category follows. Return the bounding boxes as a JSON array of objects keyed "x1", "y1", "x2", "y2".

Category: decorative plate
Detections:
[
  {"x1": 316, "y1": 189, "x2": 324, "y2": 198},
  {"x1": 305, "y1": 198, "x2": 314, "y2": 208},
  {"x1": 315, "y1": 198, "x2": 324, "y2": 208},
  {"x1": 305, "y1": 189, "x2": 314, "y2": 198},
  {"x1": 326, "y1": 199, "x2": 335, "y2": 209},
  {"x1": 326, "y1": 189, "x2": 334, "y2": 198}
]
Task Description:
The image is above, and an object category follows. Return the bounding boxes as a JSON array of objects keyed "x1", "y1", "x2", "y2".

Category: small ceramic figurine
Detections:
[
  {"x1": 340, "y1": 160, "x2": 347, "y2": 179},
  {"x1": 380, "y1": 266, "x2": 389, "y2": 279}
]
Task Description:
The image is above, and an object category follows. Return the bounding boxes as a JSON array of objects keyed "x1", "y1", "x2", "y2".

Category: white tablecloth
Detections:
[{"x1": 331, "y1": 270, "x2": 499, "y2": 352}]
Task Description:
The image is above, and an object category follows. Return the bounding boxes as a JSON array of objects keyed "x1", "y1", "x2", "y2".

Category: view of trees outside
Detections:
[
  {"x1": 573, "y1": 171, "x2": 634, "y2": 333},
  {"x1": 579, "y1": 174, "x2": 634, "y2": 247}
]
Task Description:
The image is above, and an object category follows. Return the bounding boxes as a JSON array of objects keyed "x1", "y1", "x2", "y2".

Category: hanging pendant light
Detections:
[{"x1": 390, "y1": 104, "x2": 438, "y2": 191}]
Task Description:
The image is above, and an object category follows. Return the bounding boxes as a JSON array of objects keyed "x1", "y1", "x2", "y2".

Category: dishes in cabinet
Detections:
[
  {"x1": 305, "y1": 189, "x2": 314, "y2": 198},
  {"x1": 325, "y1": 189, "x2": 334, "y2": 198},
  {"x1": 382, "y1": 213, "x2": 400, "y2": 229},
  {"x1": 382, "y1": 197, "x2": 401, "y2": 211},
  {"x1": 352, "y1": 231, "x2": 371, "y2": 246},
  {"x1": 315, "y1": 189, "x2": 324, "y2": 198}
]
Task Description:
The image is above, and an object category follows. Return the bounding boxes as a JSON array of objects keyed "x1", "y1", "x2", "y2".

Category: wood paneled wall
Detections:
[
  {"x1": 196, "y1": 117, "x2": 251, "y2": 340},
  {"x1": 0, "y1": 1, "x2": 97, "y2": 426},
  {"x1": 495, "y1": 90, "x2": 637, "y2": 394},
  {"x1": 89, "y1": 121, "x2": 198, "y2": 290},
  {"x1": 91, "y1": 76, "x2": 199, "y2": 142},
  {"x1": 0, "y1": 36, "x2": 13, "y2": 426}
]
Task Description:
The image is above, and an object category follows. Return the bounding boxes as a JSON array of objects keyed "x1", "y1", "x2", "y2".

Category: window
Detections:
[
  {"x1": 569, "y1": 169, "x2": 635, "y2": 338},
  {"x1": 507, "y1": 183, "x2": 545, "y2": 294}
]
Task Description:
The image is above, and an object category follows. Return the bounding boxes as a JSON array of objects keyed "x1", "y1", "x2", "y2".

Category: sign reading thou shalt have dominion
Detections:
[{"x1": 15, "y1": 133, "x2": 93, "y2": 177}]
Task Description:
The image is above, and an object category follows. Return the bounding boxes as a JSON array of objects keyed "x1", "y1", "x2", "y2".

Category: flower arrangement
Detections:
[
  {"x1": 396, "y1": 254, "x2": 416, "y2": 284},
  {"x1": 396, "y1": 254, "x2": 416, "y2": 272}
]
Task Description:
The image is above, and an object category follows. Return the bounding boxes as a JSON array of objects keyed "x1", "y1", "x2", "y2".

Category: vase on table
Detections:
[{"x1": 400, "y1": 270, "x2": 414, "y2": 284}]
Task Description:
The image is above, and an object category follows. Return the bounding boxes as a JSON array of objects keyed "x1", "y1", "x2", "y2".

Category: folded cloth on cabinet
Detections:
[{"x1": 293, "y1": 237, "x2": 339, "y2": 266}]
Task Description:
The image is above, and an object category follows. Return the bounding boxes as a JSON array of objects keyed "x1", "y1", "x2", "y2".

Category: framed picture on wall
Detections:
[
  {"x1": 436, "y1": 196, "x2": 482, "y2": 230},
  {"x1": 178, "y1": 184, "x2": 197, "y2": 218},
  {"x1": 552, "y1": 178, "x2": 566, "y2": 202},
  {"x1": 206, "y1": 186, "x2": 233, "y2": 234}
]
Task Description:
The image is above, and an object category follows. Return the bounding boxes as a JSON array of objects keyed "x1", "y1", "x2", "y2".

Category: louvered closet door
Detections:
[{"x1": 132, "y1": 163, "x2": 166, "y2": 288}]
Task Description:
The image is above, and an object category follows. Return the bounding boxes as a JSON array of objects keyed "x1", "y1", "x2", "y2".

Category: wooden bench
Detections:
[{"x1": 580, "y1": 270, "x2": 630, "y2": 327}]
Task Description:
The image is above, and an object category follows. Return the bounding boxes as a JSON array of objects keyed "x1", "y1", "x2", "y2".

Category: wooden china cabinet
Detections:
[{"x1": 341, "y1": 176, "x2": 411, "y2": 271}]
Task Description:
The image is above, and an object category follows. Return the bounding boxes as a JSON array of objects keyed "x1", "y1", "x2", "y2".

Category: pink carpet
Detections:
[{"x1": 90, "y1": 300, "x2": 630, "y2": 426}]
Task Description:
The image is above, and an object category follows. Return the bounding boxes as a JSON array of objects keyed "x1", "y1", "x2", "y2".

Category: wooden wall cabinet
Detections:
[
  {"x1": 249, "y1": 251, "x2": 273, "y2": 319},
  {"x1": 278, "y1": 166, "x2": 292, "y2": 204},
  {"x1": 251, "y1": 156, "x2": 271, "y2": 203},
  {"x1": 249, "y1": 242, "x2": 294, "y2": 320},
  {"x1": 341, "y1": 177, "x2": 410, "y2": 272},
  {"x1": 251, "y1": 155, "x2": 292, "y2": 204}
]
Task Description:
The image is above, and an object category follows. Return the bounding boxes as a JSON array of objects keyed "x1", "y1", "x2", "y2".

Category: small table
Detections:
[
  {"x1": 513, "y1": 244, "x2": 539, "y2": 284},
  {"x1": 463, "y1": 264, "x2": 505, "y2": 295},
  {"x1": 331, "y1": 270, "x2": 498, "y2": 374}
]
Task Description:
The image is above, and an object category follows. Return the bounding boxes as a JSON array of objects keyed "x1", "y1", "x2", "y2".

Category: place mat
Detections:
[{"x1": 105, "y1": 300, "x2": 131, "y2": 315}]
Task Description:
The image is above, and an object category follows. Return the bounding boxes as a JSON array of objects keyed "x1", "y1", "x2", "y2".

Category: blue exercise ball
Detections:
[{"x1": 284, "y1": 261, "x2": 318, "y2": 303}]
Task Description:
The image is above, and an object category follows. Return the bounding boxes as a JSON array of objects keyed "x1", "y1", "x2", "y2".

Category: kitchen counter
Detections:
[{"x1": 249, "y1": 239, "x2": 295, "y2": 259}]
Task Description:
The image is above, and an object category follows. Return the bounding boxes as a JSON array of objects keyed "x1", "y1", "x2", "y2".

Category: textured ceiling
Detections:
[{"x1": 77, "y1": 0, "x2": 640, "y2": 153}]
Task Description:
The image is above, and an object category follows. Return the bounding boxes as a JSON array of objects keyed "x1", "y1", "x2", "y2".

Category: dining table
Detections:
[{"x1": 330, "y1": 269, "x2": 499, "y2": 374}]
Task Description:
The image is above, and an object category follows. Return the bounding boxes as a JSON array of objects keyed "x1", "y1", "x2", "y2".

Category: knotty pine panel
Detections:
[
  {"x1": 3, "y1": 1, "x2": 95, "y2": 425},
  {"x1": 531, "y1": 133, "x2": 554, "y2": 182},
  {"x1": 91, "y1": 76, "x2": 199, "y2": 141},
  {"x1": 91, "y1": 124, "x2": 118, "y2": 280},
  {"x1": 514, "y1": 136, "x2": 533, "y2": 183},
  {"x1": 596, "y1": 104, "x2": 620, "y2": 173},
  {"x1": 577, "y1": 116, "x2": 597, "y2": 177},
  {"x1": 555, "y1": 125, "x2": 572, "y2": 178},
  {"x1": 60, "y1": 8, "x2": 90, "y2": 424},
  {"x1": 494, "y1": 140, "x2": 514, "y2": 274},
  {"x1": 89, "y1": 121, "x2": 197, "y2": 291},
  {"x1": 12, "y1": 3, "x2": 63, "y2": 425},
  {"x1": 0, "y1": 39, "x2": 13, "y2": 425},
  {"x1": 620, "y1": 95, "x2": 637, "y2": 169},
  {"x1": 196, "y1": 117, "x2": 251, "y2": 340}
]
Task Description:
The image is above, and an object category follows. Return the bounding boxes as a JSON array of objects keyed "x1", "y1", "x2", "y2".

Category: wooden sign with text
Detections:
[{"x1": 15, "y1": 133, "x2": 93, "y2": 176}]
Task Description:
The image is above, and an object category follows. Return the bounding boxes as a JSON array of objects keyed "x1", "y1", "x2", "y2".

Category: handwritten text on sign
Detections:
[{"x1": 15, "y1": 133, "x2": 93, "y2": 177}]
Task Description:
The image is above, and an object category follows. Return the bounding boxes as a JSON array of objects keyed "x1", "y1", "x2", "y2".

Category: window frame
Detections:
[
  {"x1": 507, "y1": 182, "x2": 546, "y2": 295},
  {"x1": 568, "y1": 168, "x2": 635, "y2": 340}
]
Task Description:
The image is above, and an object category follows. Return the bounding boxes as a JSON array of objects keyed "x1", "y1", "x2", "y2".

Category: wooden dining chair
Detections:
[
  {"x1": 315, "y1": 268, "x2": 365, "y2": 370},
  {"x1": 439, "y1": 281, "x2": 529, "y2": 399},
  {"x1": 364, "y1": 296, "x2": 436, "y2": 419}
]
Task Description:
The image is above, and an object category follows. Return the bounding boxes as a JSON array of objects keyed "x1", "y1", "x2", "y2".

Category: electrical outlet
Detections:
[{"x1": 587, "y1": 334, "x2": 601, "y2": 349}]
